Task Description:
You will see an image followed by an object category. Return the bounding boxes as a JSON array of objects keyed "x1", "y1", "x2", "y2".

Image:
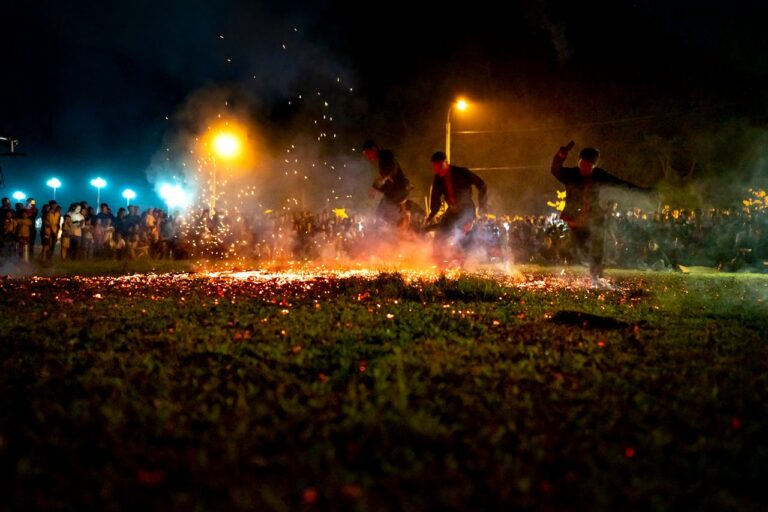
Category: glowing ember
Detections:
[{"x1": 8, "y1": 263, "x2": 634, "y2": 304}]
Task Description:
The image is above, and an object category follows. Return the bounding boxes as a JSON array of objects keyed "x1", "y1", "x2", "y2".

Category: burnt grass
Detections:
[{"x1": 1, "y1": 268, "x2": 767, "y2": 511}]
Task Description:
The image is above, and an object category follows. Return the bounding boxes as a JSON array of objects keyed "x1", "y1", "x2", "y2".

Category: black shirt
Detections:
[{"x1": 429, "y1": 165, "x2": 488, "y2": 217}]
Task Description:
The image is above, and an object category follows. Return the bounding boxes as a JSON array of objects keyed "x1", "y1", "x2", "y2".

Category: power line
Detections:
[
  {"x1": 469, "y1": 165, "x2": 546, "y2": 171},
  {"x1": 455, "y1": 112, "x2": 685, "y2": 135}
]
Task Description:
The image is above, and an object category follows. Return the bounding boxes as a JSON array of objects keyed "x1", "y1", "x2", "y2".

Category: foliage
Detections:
[
  {"x1": 547, "y1": 190, "x2": 566, "y2": 212},
  {"x1": 743, "y1": 188, "x2": 768, "y2": 213}
]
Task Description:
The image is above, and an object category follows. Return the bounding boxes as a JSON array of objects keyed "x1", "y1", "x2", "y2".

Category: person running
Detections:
[
  {"x1": 425, "y1": 151, "x2": 488, "y2": 265},
  {"x1": 552, "y1": 141, "x2": 651, "y2": 288},
  {"x1": 362, "y1": 140, "x2": 413, "y2": 228}
]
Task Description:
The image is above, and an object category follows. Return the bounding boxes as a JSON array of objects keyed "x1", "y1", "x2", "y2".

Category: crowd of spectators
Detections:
[
  {"x1": 1, "y1": 197, "x2": 177, "y2": 262},
  {"x1": 1, "y1": 195, "x2": 767, "y2": 273},
  {"x1": 500, "y1": 204, "x2": 768, "y2": 272}
]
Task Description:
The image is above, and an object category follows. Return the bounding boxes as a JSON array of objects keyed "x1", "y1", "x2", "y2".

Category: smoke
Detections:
[
  {"x1": 137, "y1": 0, "x2": 381, "y2": 215},
  {"x1": 689, "y1": 120, "x2": 768, "y2": 205},
  {"x1": 138, "y1": 21, "x2": 414, "y2": 266},
  {"x1": 145, "y1": 85, "x2": 268, "y2": 209},
  {"x1": 535, "y1": 0, "x2": 573, "y2": 64},
  {"x1": 0, "y1": 260, "x2": 36, "y2": 279},
  {"x1": 614, "y1": 118, "x2": 768, "y2": 209},
  {"x1": 260, "y1": 212, "x2": 521, "y2": 276}
]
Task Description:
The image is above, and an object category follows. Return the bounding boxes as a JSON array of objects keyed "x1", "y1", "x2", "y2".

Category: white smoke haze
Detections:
[
  {"x1": 0, "y1": 261, "x2": 36, "y2": 279},
  {"x1": 535, "y1": 0, "x2": 574, "y2": 64},
  {"x1": 144, "y1": 85, "x2": 274, "y2": 212}
]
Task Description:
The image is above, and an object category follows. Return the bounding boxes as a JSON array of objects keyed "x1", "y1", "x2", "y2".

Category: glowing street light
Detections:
[
  {"x1": 90, "y1": 177, "x2": 107, "y2": 205},
  {"x1": 122, "y1": 188, "x2": 136, "y2": 206},
  {"x1": 446, "y1": 97, "x2": 469, "y2": 163},
  {"x1": 47, "y1": 178, "x2": 62, "y2": 200},
  {"x1": 213, "y1": 133, "x2": 241, "y2": 159},
  {"x1": 210, "y1": 131, "x2": 242, "y2": 214},
  {"x1": 12, "y1": 191, "x2": 26, "y2": 202}
]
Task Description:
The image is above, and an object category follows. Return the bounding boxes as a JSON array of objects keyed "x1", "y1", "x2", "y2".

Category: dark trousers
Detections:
[
  {"x1": 376, "y1": 198, "x2": 404, "y2": 226},
  {"x1": 569, "y1": 220, "x2": 605, "y2": 279},
  {"x1": 435, "y1": 208, "x2": 475, "y2": 237},
  {"x1": 432, "y1": 208, "x2": 476, "y2": 262}
]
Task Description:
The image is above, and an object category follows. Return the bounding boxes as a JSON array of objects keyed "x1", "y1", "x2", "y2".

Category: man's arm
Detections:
[
  {"x1": 469, "y1": 170, "x2": 488, "y2": 212},
  {"x1": 427, "y1": 178, "x2": 442, "y2": 220},
  {"x1": 596, "y1": 169, "x2": 651, "y2": 191},
  {"x1": 551, "y1": 141, "x2": 574, "y2": 181},
  {"x1": 372, "y1": 150, "x2": 399, "y2": 192}
]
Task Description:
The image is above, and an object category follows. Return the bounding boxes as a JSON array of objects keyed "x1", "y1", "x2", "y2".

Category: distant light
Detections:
[
  {"x1": 456, "y1": 98, "x2": 469, "y2": 111},
  {"x1": 12, "y1": 191, "x2": 26, "y2": 201},
  {"x1": 122, "y1": 189, "x2": 137, "y2": 206},
  {"x1": 90, "y1": 177, "x2": 107, "y2": 188},
  {"x1": 213, "y1": 133, "x2": 240, "y2": 159},
  {"x1": 159, "y1": 183, "x2": 191, "y2": 209},
  {"x1": 47, "y1": 178, "x2": 62, "y2": 189}
]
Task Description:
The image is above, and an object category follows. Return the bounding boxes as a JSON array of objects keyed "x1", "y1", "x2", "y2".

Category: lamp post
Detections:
[
  {"x1": 90, "y1": 177, "x2": 106, "y2": 205},
  {"x1": 210, "y1": 132, "x2": 240, "y2": 215},
  {"x1": 122, "y1": 189, "x2": 136, "y2": 207},
  {"x1": 445, "y1": 98, "x2": 468, "y2": 163},
  {"x1": 47, "y1": 178, "x2": 61, "y2": 200},
  {"x1": 12, "y1": 191, "x2": 26, "y2": 202}
]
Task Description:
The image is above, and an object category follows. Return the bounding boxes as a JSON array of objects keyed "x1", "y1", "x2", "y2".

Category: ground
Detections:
[{"x1": 1, "y1": 262, "x2": 766, "y2": 510}]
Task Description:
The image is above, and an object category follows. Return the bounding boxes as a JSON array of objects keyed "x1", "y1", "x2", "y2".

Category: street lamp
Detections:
[
  {"x1": 47, "y1": 178, "x2": 62, "y2": 200},
  {"x1": 122, "y1": 188, "x2": 136, "y2": 206},
  {"x1": 210, "y1": 131, "x2": 241, "y2": 214},
  {"x1": 445, "y1": 97, "x2": 469, "y2": 163},
  {"x1": 90, "y1": 177, "x2": 106, "y2": 205},
  {"x1": 12, "y1": 191, "x2": 26, "y2": 202}
]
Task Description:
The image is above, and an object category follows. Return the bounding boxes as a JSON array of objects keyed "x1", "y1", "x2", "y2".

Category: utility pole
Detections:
[{"x1": 0, "y1": 135, "x2": 28, "y2": 187}]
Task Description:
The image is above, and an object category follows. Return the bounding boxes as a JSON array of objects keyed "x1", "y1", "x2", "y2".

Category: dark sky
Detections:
[{"x1": 2, "y1": 0, "x2": 767, "y2": 210}]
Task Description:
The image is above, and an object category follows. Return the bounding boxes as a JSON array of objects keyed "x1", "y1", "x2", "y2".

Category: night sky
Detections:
[{"x1": 3, "y1": 0, "x2": 767, "y2": 211}]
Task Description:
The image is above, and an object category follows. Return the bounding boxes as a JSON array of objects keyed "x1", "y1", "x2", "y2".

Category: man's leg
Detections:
[
  {"x1": 589, "y1": 225, "x2": 606, "y2": 279},
  {"x1": 432, "y1": 212, "x2": 460, "y2": 266},
  {"x1": 569, "y1": 227, "x2": 590, "y2": 267},
  {"x1": 376, "y1": 199, "x2": 400, "y2": 226},
  {"x1": 397, "y1": 200, "x2": 411, "y2": 230}
]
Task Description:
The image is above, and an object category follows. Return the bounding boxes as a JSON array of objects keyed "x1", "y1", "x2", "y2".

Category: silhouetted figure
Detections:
[
  {"x1": 426, "y1": 151, "x2": 488, "y2": 264},
  {"x1": 362, "y1": 140, "x2": 412, "y2": 227},
  {"x1": 552, "y1": 142, "x2": 649, "y2": 287}
]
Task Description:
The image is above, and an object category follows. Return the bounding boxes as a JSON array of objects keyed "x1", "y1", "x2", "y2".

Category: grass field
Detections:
[{"x1": 1, "y1": 262, "x2": 767, "y2": 510}]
